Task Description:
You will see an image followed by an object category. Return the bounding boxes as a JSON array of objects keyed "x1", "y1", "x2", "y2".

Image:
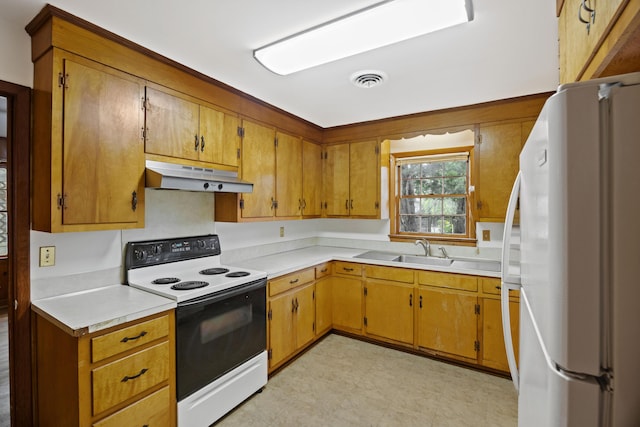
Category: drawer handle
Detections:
[
  {"x1": 495, "y1": 285, "x2": 502, "y2": 290},
  {"x1": 289, "y1": 279, "x2": 299, "y2": 284},
  {"x1": 121, "y1": 368, "x2": 148, "y2": 383},
  {"x1": 120, "y1": 331, "x2": 148, "y2": 343},
  {"x1": 343, "y1": 268, "x2": 354, "y2": 272},
  {"x1": 320, "y1": 268, "x2": 328, "y2": 273}
]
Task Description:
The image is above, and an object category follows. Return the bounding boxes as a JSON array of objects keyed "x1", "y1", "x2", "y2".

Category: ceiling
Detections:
[{"x1": 1, "y1": 0, "x2": 559, "y2": 128}]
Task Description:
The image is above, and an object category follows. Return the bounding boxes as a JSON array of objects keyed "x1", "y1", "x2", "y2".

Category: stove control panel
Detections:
[{"x1": 125, "y1": 234, "x2": 222, "y2": 269}]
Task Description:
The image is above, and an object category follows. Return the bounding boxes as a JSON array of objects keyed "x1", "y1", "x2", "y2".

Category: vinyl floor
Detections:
[{"x1": 216, "y1": 334, "x2": 518, "y2": 427}]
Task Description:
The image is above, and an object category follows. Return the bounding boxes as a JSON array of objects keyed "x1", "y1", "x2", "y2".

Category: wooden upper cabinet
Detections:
[
  {"x1": 475, "y1": 122, "x2": 524, "y2": 222},
  {"x1": 275, "y1": 131, "x2": 303, "y2": 218},
  {"x1": 349, "y1": 140, "x2": 379, "y2": 217},
  {"x1": 323, "y1": 144, "x2": 350, "y2": 216},
  {"x1": 302, "y1": 140, "x2": 322, "y2": 217},
  {"x1": 145, "y1": 86, "x2": 240, "y2": 168},
  {"x1": 240, "y1": 120, "x2": 276, "y2": 219},
  {"x1": 323, "y1": 140, "x2": 380, "y2": 218},
  {"x1": 145, "y1": 86, "x2": 200, "y2": 161},
  {"x1": 559, "y1": 0, "x2": 628, "y2": 83},
  {"x1": 32, "y1": 50, "x2": 145, "y2": 232}
]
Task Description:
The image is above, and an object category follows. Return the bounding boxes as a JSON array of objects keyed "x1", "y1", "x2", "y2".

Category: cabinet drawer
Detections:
[
  {"x1": 92, "y1": 342, "x2": 170, "y2": 415},
  {"x1": 480, "y1": 277, "x2": 520, "y2": 299},
  {"x1": 418, "y1": 271, "x2": 477, "y2": 292},
  {"x1": 315, "y1": 263, "x2": 332, "y2": 279},
  {"x1": 269, "y1": 268, "x2": 315, "y2": 296},
  {"x1": 334, "y1": 262, "x2": 363, "y2": 276},
  {"x1": 365, "y1": 265, "x2": 414, "y2": 283},
  {"x1": 91, "y1": 315, "x2": 170, "y2": 363},
  {"x1": 92, "y1": 386, "x2": 171, "y2": 427}
]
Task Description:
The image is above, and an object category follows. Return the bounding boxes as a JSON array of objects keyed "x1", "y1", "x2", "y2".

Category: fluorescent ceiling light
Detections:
[{"x1": 254, "y1": 0, "x2": 474, "y2": 75}]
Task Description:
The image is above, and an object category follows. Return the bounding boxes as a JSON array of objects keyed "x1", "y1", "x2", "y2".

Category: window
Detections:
[{"x1": 392, "y1": 150, "x2": 473, "y2": 240}]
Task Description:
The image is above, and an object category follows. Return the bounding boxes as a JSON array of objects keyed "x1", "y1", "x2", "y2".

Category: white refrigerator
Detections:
[{"x1": 501, "y1": 73, "x2": 640, "y2": 426}]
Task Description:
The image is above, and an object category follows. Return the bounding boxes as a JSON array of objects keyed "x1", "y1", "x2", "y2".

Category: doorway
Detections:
[{"x1": 0, "y1": 81, "x2": 32, "y2": 426}]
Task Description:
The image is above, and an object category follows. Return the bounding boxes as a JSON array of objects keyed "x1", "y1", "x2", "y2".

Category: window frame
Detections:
[{"x1": 389, "y1": 146, "x2": 477, "y2": 245}]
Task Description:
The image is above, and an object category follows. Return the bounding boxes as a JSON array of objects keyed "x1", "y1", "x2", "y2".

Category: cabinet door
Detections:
[
  {"x1": 268, "y1": 293, "x2": 295, "y2": 368},
  {"x1": 476, "y1": 123, "x2": 522, "y2": 222},
  {"x1": 62, "y1": 58, "x2": 144, "y2": 226},
  {"x1": 323, "y1": 144, "x2": 350, "y2": 216},
  {"x1": 145, "y1": 86, "x2": 199, "y2": 161},
  {"x1": 221, "y1": 114, "x2": 241, "y2": 167},
  {"x1": 241, "y1": 120, "x2": 276, "y2": 218},
  {"x1": 365, "y1": 281, "x2": 414, "y2": 345},
  {"x1": 275, "y1": 131, "x2": 302, "y2": 218},
  {"x1": 349, "y1": 140, "x2": 379, "y2": 216},
  {"x1": 294, "y1": 284, "x2": 316, "y2": 350},
  {"x1": 315, "y1": 276, "x2": 332, "y2": 336},
  {"x1": 198, "y1": 105, "x2": 224, "y2": 164},
  {"x1": 418, "y1": 288, "x2": 478, "y2": 360},
  {"x1": 481, "y1": 298, "x2": 520, "y2": 372},
  {"x1": 302, "y1": 140, "x2": 322, "y2": 217},
  {"x1": 331, "y1": 276, "x2": 363, "y2": 332}
]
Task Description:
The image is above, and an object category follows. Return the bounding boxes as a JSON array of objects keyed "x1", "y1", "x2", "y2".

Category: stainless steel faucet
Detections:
[
  {"x1": 438, "y1": 246, "x2": 449, "y2": 258},
  {"x1": 415, "y1": 238, "x2": 430, "y2": 256}
]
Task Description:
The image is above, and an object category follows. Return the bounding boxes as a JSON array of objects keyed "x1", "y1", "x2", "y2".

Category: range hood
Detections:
[{"x1": 145, "y1": 160, "x2": 253, "y2": 193}]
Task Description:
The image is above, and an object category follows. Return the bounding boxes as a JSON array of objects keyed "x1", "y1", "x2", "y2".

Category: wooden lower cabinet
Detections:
[
  {"x1": 364, "y1": 280, "x2": 414, "y2": 345},
  {"x1": 331, "y1": 275, "x2": 363, "y2": 334},
  {"x1": 315, "y1": 275, "x2": 332, "y2": 336},
  {"x1": 34, "y1": 311, "x2": 176, "y2": 427},
  {"x1": 481, "y1": 297, "x2": 520, "y2": 372},
  {"x1": 417, "y1": 287, "x2": 479, "y2": 361}
]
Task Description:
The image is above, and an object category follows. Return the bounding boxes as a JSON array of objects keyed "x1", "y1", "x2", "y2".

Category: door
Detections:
[
  {"x1": 294, "y1": 284, "x2": 315, "y2": 349},
  {"x1": 482, "y1": 298, "x2": 519, "y2": 371},
  {"x1": 314, "y1": 276, "x2": 332, "y2": 335},
  {"x1": 349, "y1": 140, "x2": 379, "y2": 216},
  {"x1": 365, "y1": 281, "x2": 413, "y2": 344},
  {"x1": 331, "y1": 277, "x2": 362, "y2": 332},
  {"x1": 240, "y1": 120, "x2": 276, "y2": 218},
  {"x1": 275, "y1": 131, "x2": 302, "y2": 218},
  {"x1": 302, "y1": 140, "x2": 322, "y2": 217},
  {"x1": 268, "y1": 292, "x2": 295, "y2": 368},
  {"x1": 323, "y1": 144, "x2": 349, "y2": 216},
  {"x1": 63, "y1": 58, "x2": 144, "y2": 225}
]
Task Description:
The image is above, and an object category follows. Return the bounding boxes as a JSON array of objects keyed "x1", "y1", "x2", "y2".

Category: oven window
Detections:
[{"x1": 176, "y1": 279, "x2": 266, "y2": 401}]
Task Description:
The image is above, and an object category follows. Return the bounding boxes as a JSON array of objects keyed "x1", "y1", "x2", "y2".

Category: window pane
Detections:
[
  {"x1": 401, "y1": 179, "x2": 421, "y2": 196},
  {"x1": 400, "y1": 198, "x2": 419, "y2": 215},
  {"x1": 443, "y1": 197, "x2": 466, "y2": 215},
  {"x1": 443, "y1": 177, "x2": 466, "y2": 194},
  {"x1": 422, "y1": 216, "x2": 443, "y2": 233},
  {"x1": 421, "y1": 198, "x2": 442, "y2": 215},
  {"x1": 443, "y1": 216, "x2": 466, "y2": 234},
  {"x1": 444, "y1": 160, "x2": 467, "y2": 176},
  {"x1": 400, "y1": 215, "x2": 421, "y2": 232},
  {"x1": 401, "y1": 164, "x2": 421, "y2": 179},
  {"x1": 422, "y1": 178, "x2": 442, "y2": 195},
  {"x1": 422, "y1": 162, "x2": 443, "y2": 178}
]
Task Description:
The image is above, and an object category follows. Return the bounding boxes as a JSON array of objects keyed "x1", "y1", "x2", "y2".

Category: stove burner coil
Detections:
[
  {"x1": 152, "y1": 277, "x2": 181, "y2": 285},
  {"x1": 226, "y1": 271, "x2": 250, "y2": 278},
  {"x1": 171, "y1": 281, "x2": 209, "y2": 290},
  {"x1": 199, "y1": 268, "x2": 230, "y2": 275}
]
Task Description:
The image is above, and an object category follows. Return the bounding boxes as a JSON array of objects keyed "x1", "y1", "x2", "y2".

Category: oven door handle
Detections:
[{"x1": 177, "y1": 277, "x2": 267, "y2": 307}]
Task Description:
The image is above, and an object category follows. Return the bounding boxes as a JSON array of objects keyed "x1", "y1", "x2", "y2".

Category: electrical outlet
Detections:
[
  {"x1": 39, "y1": 246, "x2": 56, "y2": 267},
  {"x1": 280, "y1": 226, "x2": 285, "y2": 238},
  {"x1": 482, "y1": 230, "x2": 491, "y2": 241}
]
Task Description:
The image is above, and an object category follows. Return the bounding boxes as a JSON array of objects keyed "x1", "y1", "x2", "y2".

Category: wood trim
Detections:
[
  {"x1": 322, "y1": 93, "x2": 551, "y2": 144},
  {"x1": 0, "y1": 80, "x2": 33, "y2": 426}
]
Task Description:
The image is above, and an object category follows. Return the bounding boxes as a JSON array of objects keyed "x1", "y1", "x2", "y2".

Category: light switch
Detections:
[{"x1": 39, "y1": 246, "x2": 56, "y2": 267}]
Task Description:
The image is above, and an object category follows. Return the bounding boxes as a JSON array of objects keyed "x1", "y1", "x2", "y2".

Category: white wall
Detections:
[{"x1": 0, "y1": 16, "x2": 33, "y2": 88}]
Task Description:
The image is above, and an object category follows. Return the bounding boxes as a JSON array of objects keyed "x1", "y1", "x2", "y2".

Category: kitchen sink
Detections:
[
  {"x1": 396, "y1": 255, "x2": 454, "y2": 267},
  {"x1": 452, "y1": 259, "x2": 502, "y2": 272}
]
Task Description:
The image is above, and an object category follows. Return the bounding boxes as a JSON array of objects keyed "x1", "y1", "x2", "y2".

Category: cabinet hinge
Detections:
[
  {"x1": 364, "y1": 287, "x2": 368, "y2": 296},
  {"x1": 268, "y1": 349, "x2": 272, "y2": 360},
  {"x1": 323, "y1": 151, "x2": 328, "y2": 160},
  {"x1": 274, "y1": 137, "x2": 278, "y2": 147},
  {"x1": 56, "y1": 193, "x2": 66, "y2": 210},
  {"x1": 475, "y1": 304, "x2": 480, "y2": 315},
  {"x1": 313, "y1": 322, "x2": 315, "y2": 332},
  {"x1": 142, "y1": 96, "x2": 150, "y2": 111},
  {"x1": 239, "y1": 198, "x2": 245, "y2": 210},
  {"x1": 58, "y1": 72, "x2": 68, "y2": 88},
  {"x1": 375, "y1": 145, "x2": 380, "y2": 154},
  {"x1": 237, "y1": 126, "x2": 245, "y2": 137},
  {"x1": 312, "y1": 290, "x2": 315, "y2": 300},
  {"x1": 268, "y1": 309, "x2": 272, "y2": 321},
  {"x1": 474, "y1": 341, "x2": 480, "y2": 352},
  {"x1": 375, "y1": 201, "x2": 379, "y2": 209},
  {"x1": 237, "y1": 148, "x2": 241, "y2": 159},
  {"x1": 364, "y1": 317, "x2": 368, "y2": 327},
  {"x1": 477, "y1": 201, "x2": 483, "y2": 210},
  {"x1": 476, "y1": 134, "x2": 483, "y2": 145}
]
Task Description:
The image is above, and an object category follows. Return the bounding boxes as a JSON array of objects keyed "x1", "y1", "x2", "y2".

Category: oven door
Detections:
[{"x1": 175, "y1": 277, "x2": 266, "y2": 401}]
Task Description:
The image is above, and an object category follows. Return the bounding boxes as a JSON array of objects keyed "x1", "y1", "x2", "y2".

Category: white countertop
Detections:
[
  {"x1": 231, "y1": 245, "x2": 502, "y2": 279},
  {"x1": 32, "y1": 284, "x2": 176, "y2": 337}
]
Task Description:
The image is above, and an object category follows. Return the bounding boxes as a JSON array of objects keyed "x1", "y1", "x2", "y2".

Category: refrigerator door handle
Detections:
[{"x1": 502, "y1": 171, "x2": 522, "y2": 392}]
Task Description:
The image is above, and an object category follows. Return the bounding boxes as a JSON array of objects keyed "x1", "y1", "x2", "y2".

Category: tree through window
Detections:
[{"x1": 397, "y1": 153, "x2": 469, "y2": 236}]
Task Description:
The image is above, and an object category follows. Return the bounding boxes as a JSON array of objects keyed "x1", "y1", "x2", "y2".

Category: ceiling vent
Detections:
[{"x1": 351, "y1": 70, "x2": 387, "y2": 88}]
